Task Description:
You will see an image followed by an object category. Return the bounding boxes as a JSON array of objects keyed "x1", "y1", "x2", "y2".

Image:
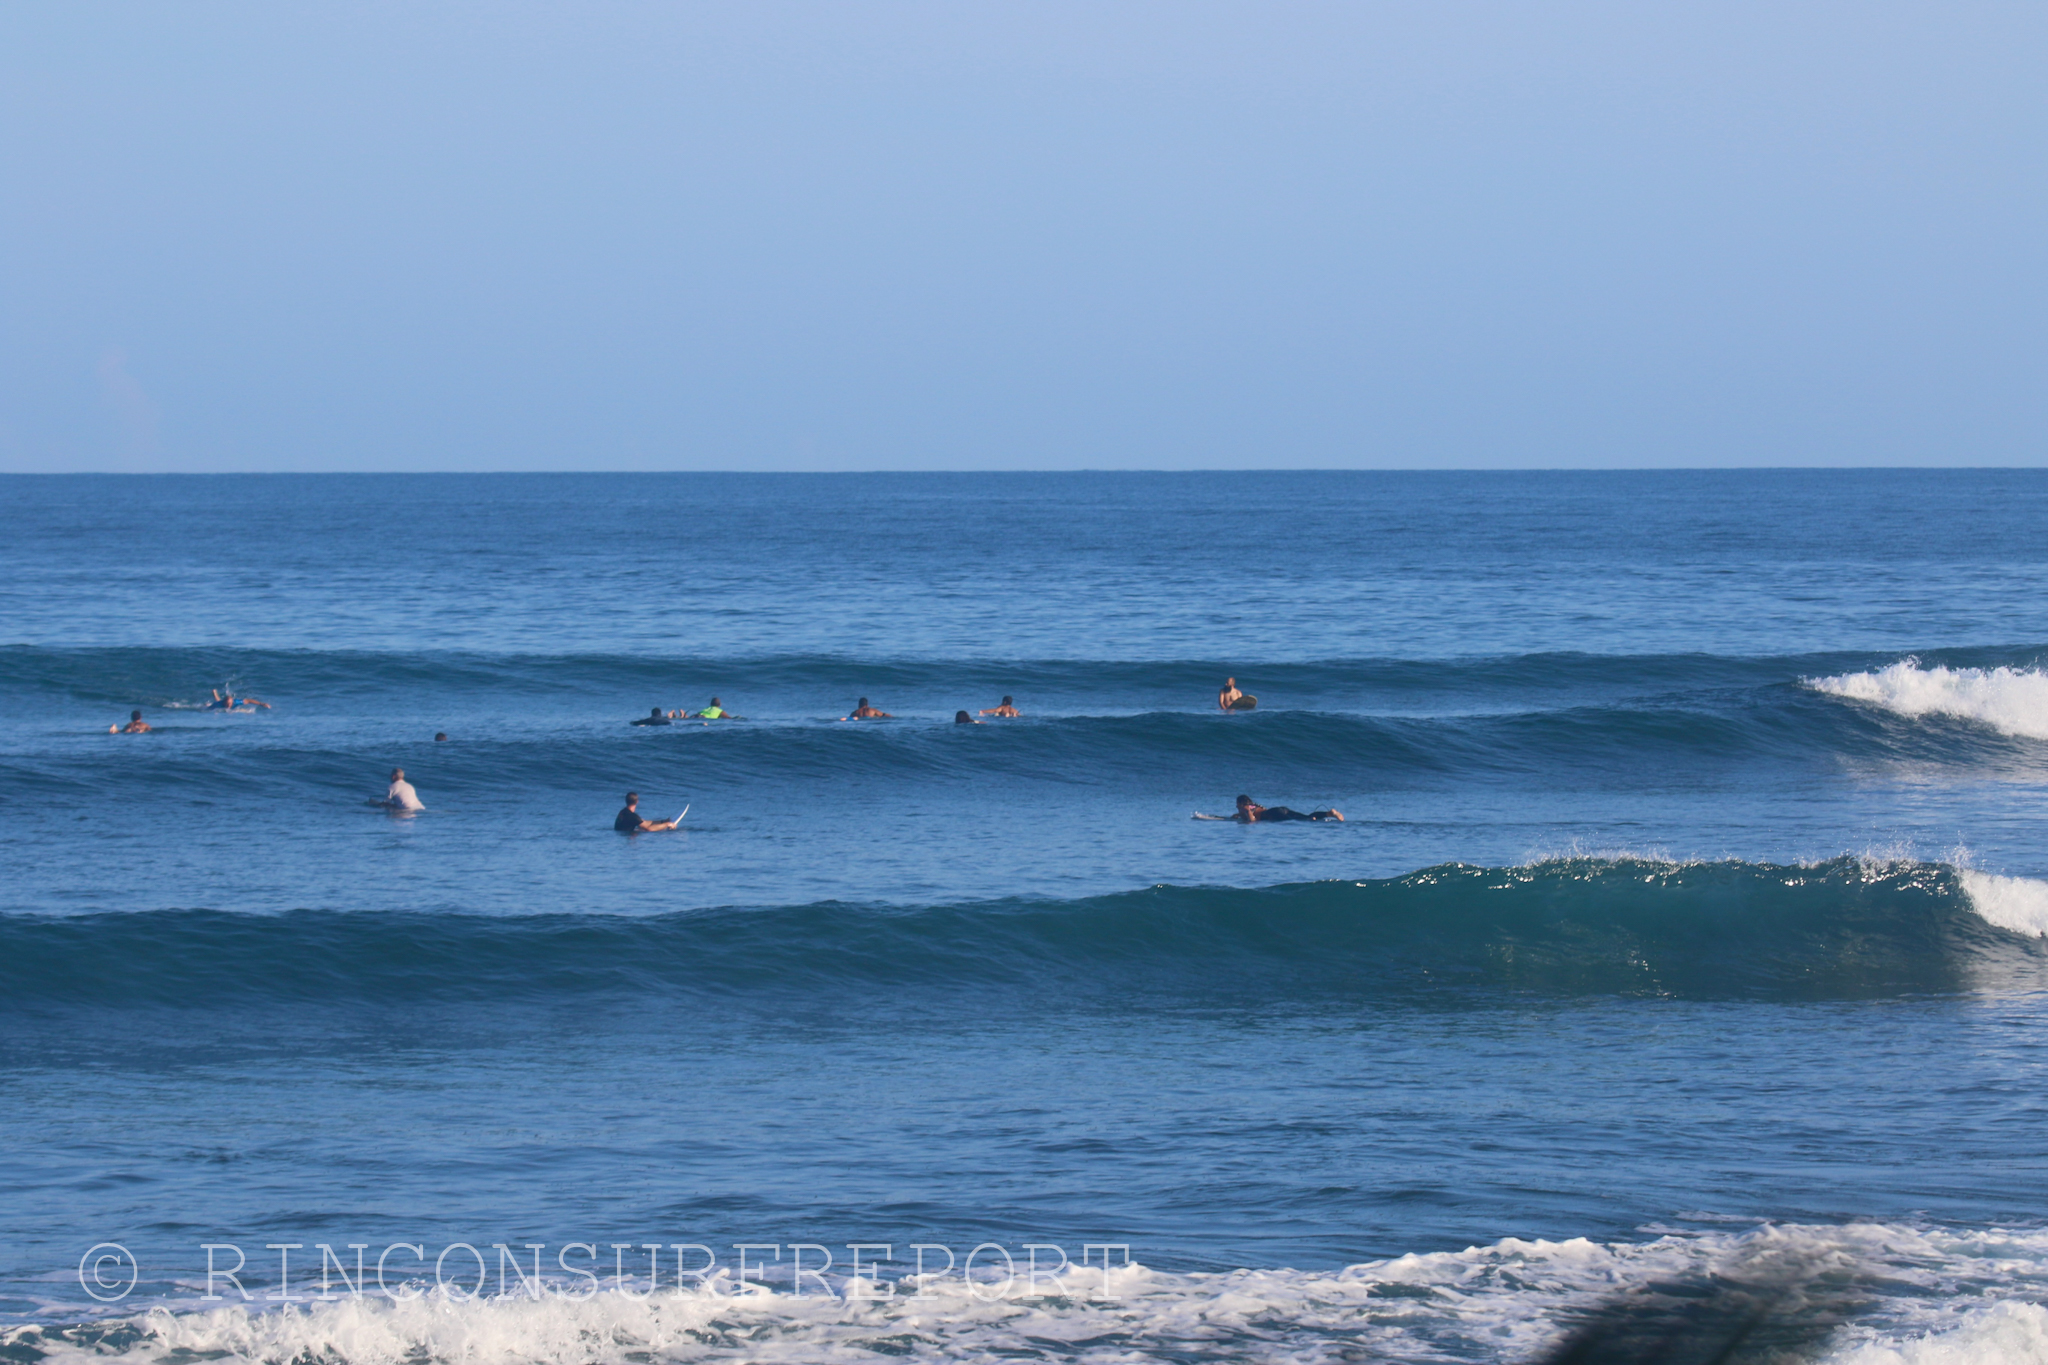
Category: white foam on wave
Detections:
[
  {"x1": 14, "y1": 1223, "x2": 2048, "y2": 1365},
  {"x1": 1831, "y1": 1301, "x2": 2048, "y2": 1365},
  {"x1": 1959, "y1": 870, "x2": 2048, "y2": 937},
  {"x1": 1806, "y1": 659, "x2": 2048, "y2": 740}
]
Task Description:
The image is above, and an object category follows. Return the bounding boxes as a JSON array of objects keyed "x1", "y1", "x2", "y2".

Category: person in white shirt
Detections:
[{"x1": 384, "y1": 768, "x2": 425, "y2": 811}]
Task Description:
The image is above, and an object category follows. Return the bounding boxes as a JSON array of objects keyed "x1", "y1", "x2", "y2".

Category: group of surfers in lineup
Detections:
[
  {"x1": 630, "y1": 680, "x2": 1256, "y2": 728},
  {"x1": 112, "y1": 676, "x2": 1340, "y2": 826},
  {"x1": 612, "y1": 680, "x2": 1335, "y2": 825},
  {"x1": 630, "y1": 695, "x2": 1028, "y2": 726}
]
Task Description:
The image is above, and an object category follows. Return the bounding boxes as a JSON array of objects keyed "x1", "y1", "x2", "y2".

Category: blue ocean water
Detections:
[{"x1": 6, "y1": 470, "x2": 2048, "y2": 1363}]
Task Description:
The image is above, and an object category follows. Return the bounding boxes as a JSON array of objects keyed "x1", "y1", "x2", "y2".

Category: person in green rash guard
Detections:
[{"x1": 670, "y1": 697, "x2": 732, "y2": 719}]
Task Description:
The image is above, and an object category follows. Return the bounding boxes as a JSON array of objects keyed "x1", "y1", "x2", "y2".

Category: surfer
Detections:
[
  {"x1": 1197, "y1": 795, "x2": 1343, "y2": 823},
  {"x1": 843, "y1": 698, "x2": 893, "y2": 719},
  {"x1": 671, "y1": 697, "x2": 730, "y2": 720},
  {"x1": 384, "y1": 768, "x2": 425, "y2": 811},
  {"x1": 632, "y1": 707, "x2": 672, "y2": 727},
  {"x1": 954, "y1": 710, "x2": 981, "y2": 724},
  {"x1": 110, "y1": 710, "x2": 151, "y2": 734},
  {"x1": 614, "y1": 792, "x2": 677, "y2": 833},
  {"x1": 979, "y1": 696, "x2": 1021, "y2": 717},
  {"x1": 1218, "y1": 678, "x2": 1255, "y2": 712},
  {"x1": 206, "y1": 689, "x2": 271, "y2": 711}
]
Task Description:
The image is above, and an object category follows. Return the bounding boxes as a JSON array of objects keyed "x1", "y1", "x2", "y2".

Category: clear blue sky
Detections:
[{"x1": 2, "y1": 2, "x2": 2042, "y2": 471}]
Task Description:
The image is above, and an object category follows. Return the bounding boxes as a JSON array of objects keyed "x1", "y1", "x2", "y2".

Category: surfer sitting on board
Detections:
[
  {"x1": 1218, "y1": 678, "x2": 1255, "y2": 712},
  {"x1": 1196, "y1": 795, "x2": 1343, "y2": 823},
  {"x1": 843, "y1": 697, "x2": 892, "y2": 719},
  {"x1": 614, "y1": 792, "x2": 678, "y2": 832},
  {"x1": 384, "y1": 768, "x2": 425, "y2": 811},
  {"x1": 979, "y1": 696, "x2": 1021, "y2": 717},
  {"x1": 110, "y1": 709, "x2": 151, "y2": 734}
]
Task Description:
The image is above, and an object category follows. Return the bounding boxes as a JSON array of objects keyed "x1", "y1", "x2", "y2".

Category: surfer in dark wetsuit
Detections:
[
  {"x1": 1233, "y1": 794, "x2": 1343, "y2": 823},
  {"x1": 632, "y1": 707, "x2": 672, "y2": 726},
  {"x1": 206, "y1": 689, "x2": 270, "y2": 711},
  {"x1": 613, "y1": 792, "x2": 676, "y2": 832}
]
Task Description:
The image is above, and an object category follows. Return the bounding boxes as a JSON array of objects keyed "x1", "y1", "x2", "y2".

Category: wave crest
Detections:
[{"x1": 1807, "y1": 660, "x2": 2048, "y2": 740}]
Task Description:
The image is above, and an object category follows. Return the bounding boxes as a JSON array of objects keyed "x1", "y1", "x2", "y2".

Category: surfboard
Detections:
[
  {"x1": 674, "y1": 804, "x2": 689, "y2": 824},
  {"x1": 1228, "y1": 695, "x2": 1258, "y2": 711}
]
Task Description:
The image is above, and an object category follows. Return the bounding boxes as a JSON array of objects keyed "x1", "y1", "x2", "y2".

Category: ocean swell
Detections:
[{"x1": 3, "y1": 857, "x2": 2042, "y2": 1011}]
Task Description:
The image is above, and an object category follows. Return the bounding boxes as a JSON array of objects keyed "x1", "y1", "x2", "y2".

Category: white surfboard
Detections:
[{"x1": 674, "y1": 804, "x2": 689, "y2": 824}]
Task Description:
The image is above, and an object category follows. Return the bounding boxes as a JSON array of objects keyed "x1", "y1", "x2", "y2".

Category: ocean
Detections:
[{"x1": 5, "y1": 469, "x2": 2048, "y2": 1363}]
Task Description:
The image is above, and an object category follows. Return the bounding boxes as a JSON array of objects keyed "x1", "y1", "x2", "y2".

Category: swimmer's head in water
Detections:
[
  {"x1": 955, "y1": 710, "x2": 972, "y2": 723},
  {"x1": 434, "y1": 732, "x2": 447, "y2": 741}
]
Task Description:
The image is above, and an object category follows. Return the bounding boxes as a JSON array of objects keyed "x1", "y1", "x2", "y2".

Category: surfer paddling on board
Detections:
[
  {"x1": 207, "y1": 688, "x2": 270, "y2": 712},
  {"x1": 631, "y1": 707, "x2": 672, "y2": 726},
  {"x1": 670, "y1": 698, "x2": 734, "y2": 720},
  {"x1": 979, "y1": 696, "x2": 1021, "y2": 717},
  {"x1": 1196, "y1": 795, "x2": 1343, "y2": 823},
  {"x1": 1218, "y1": 678, "x2": 1256, "y2": 712},
  {"x1": 614, "y1": 792, "x2": 679, "y2": 833},
  {"x1": 383, "y1": 768, "x2": 425, "y2": 812},
  {"x1": 110, "y1": 710, "x2": 151, "y2": 734},
  {"x1": 842, "y1": 698, "x2": 893, "y2": 720}
]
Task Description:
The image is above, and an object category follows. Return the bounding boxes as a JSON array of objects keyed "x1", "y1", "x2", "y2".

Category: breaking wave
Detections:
[
  {"x1": 11, "y1": 1221, "x2": 2048, "y2": 1364},
  {"x1": 1808, "y1": 660, "x2": 2048, "y2": 740}
]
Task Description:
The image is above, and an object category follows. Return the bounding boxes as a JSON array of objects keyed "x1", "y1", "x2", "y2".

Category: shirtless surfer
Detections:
[
  {"x1": 1218, "y1": 678, "x2": 1254, "y2": 712},
  {"x1": 1196, "y1": 795, "x2": 1343, "y2": 823},
  {"x1": 843, "y1": 698, "x2": 893, "y2": 719},
  {"x1": 979, "y1": 696, "x2": 1021, "y2": 717},
  {"x1": 110, "y1": 709, "x2": 151, "y2": 734},
  {"x1": 384, "y1": 768, "x2": 425, "y2": 811},
  {"x1": 613, "y1": 792, "x2": 677, "y2": 833}
]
